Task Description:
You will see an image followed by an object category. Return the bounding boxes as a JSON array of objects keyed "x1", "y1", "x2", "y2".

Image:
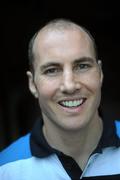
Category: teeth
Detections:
[{"x1": 60, "y1": 99, "x2": 84, "y2": 107}]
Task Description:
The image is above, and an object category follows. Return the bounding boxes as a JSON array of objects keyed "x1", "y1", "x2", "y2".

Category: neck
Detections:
[{"x1": 43, "y1": 115, "x2": 103, "y2": 159}]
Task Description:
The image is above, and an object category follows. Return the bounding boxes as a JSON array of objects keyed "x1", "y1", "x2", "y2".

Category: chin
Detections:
[{"x1": 59, "y1": 119, "x2": 90, "y2": 132}]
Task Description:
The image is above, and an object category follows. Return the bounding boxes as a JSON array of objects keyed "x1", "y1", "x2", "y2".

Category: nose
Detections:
[{"x1": 60, "y1": 71, "x2": 80, "y2": 93}]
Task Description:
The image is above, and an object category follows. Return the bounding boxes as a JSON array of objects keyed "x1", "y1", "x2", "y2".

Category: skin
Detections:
[{"x1": 27, "y1": 27, "x2": 103, "y2": 169}]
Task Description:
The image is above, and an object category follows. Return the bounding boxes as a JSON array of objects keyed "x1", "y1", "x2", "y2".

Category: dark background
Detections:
[{"x1": 0, "y1": 1, "x2": 120, "y2": 151}]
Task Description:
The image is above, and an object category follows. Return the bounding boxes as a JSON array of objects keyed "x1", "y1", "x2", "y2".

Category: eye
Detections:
[
  {"x1": 43, "y1": 67, "x2": 61, "y2": 76},
  {"x1": 79, "y1": 64, "x2": 91, "y2": 69},
  {"x1": 74, "y1": 63, "x2": 92, "y2": 72}
]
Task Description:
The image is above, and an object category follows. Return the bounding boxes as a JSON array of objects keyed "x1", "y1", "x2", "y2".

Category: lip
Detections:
[
  {"x1": 57, "y1": 96, "x2": 87, "y2": 102},
  {"x1": 58, "y1": 98, "x2": 87, "y2": 113}
]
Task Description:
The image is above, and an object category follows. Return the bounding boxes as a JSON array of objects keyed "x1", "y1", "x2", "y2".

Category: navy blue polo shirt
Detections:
[{"x1": 0, "y1": 118, "x2": 120, "y2": 179}]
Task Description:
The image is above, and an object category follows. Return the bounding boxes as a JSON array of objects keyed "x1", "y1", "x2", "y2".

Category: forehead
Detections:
[{"x1": 33, "y1": 28, "x2": 95, "y2": 64}]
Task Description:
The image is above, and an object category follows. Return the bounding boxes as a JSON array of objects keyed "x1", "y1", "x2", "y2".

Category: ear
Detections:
[
  {"x1": 26, "y1": 71, "x2": 38, "y2": 98},
  {"x1": 98, "y1": 60, "x2": 104, "y2": 84}
]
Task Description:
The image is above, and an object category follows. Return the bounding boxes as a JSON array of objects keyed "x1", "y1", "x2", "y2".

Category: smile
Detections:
[{"x1": 59, "y1": 98, "x2": 86, "y2": 108}]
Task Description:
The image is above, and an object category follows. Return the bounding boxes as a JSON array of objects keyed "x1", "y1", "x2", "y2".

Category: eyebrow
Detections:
[
  {"x1": 73, "y1": 57, "x2": 95, "y2": 64},
  {"x1": 40, "y1": 57, "x2": 95, "y2": 71},
  {"x1": 40, "y1": 62, "x2": 60, "y2": 71}
]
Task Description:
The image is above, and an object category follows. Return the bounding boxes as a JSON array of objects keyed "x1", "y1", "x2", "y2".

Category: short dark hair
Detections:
[{"x1": 28, "y1": 18, "x2": 98, "y2": 73}]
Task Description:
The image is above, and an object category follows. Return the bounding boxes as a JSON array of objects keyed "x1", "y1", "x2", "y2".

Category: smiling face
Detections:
[{"x1": 27, "y1": 27, "x2": 103, "y2": 132}]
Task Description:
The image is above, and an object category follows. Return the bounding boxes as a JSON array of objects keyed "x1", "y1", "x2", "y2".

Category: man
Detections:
[{"x1": 0, "y1": 18, "x2": 120, "y2": 179}]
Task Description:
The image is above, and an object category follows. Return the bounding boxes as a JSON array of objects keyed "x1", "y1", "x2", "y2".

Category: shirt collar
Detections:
[
  {"x1": 93, "y1": 116, "x2": 120, "y2": 153},
  {"x1": 30, "y1": 117, "x2": 120, "y2": 158}
]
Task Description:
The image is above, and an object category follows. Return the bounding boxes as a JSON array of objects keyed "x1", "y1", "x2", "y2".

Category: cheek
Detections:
[
  {"x1": 89, "y1": 79, "x2": 102, "y2": 91},
  {"x1": 81, "y1": 73, "x2": 102, "y2": 93},
  {"x1": 36, "y1": 78, "x2": 60, "y2": 99}
]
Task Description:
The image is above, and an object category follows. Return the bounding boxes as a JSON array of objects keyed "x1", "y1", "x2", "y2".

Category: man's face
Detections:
[{"x1": 28, "y1": 29, "x2": 103, "y2": 132}]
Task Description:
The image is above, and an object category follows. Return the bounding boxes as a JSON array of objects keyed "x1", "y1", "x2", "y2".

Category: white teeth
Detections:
[{"x1": 61, "y1": 99, "x2": 84, "y2": 107}]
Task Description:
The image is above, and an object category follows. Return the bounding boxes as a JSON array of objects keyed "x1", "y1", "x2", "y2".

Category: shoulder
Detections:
[{"x1": 0, "y1": 133, "x2": 32, "y2": 166}]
